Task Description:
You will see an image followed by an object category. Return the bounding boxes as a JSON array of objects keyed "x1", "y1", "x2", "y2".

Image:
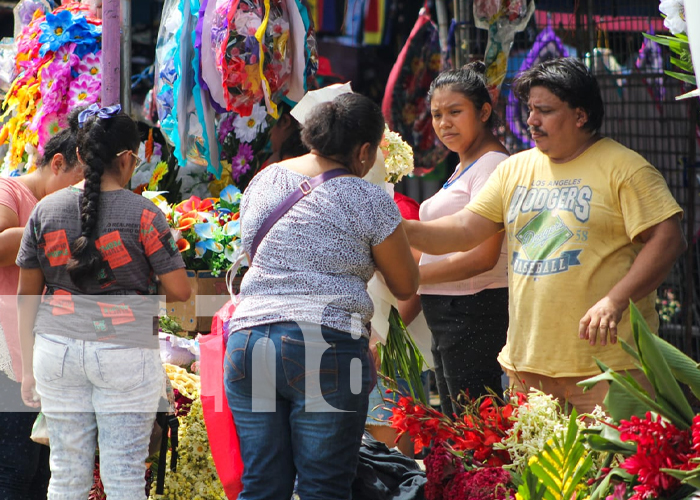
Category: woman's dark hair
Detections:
[
  {"x1": 513, "y1": 57, "x2": 604, "y2": 133},
  {"x1": 277, "y1": 101, "x2": 308, "y2": 159},
  {"x1": 301, "y1": 93, "x2": 384, "y2": 169},
  {"x1": 65, "y1": 107, "x2": 140, "y2": 290},
  {"x1": 427, "y1": 61, "x2": 497, "y2": 129},
  {"x1": 39, "y1": 129, "x2": 79, "y2": 169}
]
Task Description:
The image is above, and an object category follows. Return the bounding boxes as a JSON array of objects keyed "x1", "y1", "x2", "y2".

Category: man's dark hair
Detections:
[{"x1": 513, "y1": 57, "x2": 604, "y2": 133}]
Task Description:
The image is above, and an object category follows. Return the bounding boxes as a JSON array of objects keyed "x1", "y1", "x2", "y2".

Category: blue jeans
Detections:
[
  {"x1": 0, "y1": 373, "x2": 50, "y2": 499},
  {"x1": 225, "y1": 322, "x2": 371, "y2": 500},
  {"x1": 33, "y1": 333, "x2": 164, "y2": 500}
]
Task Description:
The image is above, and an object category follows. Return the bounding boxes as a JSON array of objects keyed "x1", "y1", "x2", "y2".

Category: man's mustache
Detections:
[{"x1": 529, "y1": 128, "x2": 546, "y2": 136}]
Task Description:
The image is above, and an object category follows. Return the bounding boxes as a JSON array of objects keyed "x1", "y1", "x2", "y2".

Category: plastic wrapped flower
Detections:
[
  {"x1": 67, "y1": 74, "x2": 100, "y2": 108},
  {"x1": 38, "y1": 10, "x2": 74, "y2": 56},
  {"x1": 234, "y1": 11, "x2": 262, "y2": 36}
]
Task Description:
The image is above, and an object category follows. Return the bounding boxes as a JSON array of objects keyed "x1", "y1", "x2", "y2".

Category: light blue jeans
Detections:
[{"x1": 33, "y1": 333, "x2": 164, "y2": 500}]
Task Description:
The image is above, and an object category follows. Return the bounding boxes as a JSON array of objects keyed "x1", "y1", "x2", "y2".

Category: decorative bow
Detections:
[{"x1": 78, "y1": 104, "x2": 122, "y2": 128}]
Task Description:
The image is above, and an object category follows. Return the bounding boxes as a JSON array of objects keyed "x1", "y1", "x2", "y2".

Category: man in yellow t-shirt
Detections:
[{"x1": 405, "y1": 57, "x2": 686, "y2": 413}]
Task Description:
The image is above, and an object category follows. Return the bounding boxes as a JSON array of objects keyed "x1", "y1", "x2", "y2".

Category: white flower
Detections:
[
  {"x1": 233, "y1": 104, "x2": 269, "y2": 143},
  {"x1": 660, "y1": 0, "x2": 686, "y2": 34},
  {"x1": 380, "y1": 126, "x2": 414, "y2": 184}
]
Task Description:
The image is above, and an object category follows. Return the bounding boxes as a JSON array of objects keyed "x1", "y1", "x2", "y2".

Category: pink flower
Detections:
[
  {"x1": 67, "y1": 73, "x2": 100, "y2": 108},
  {"x1": 77, "y1": 50, "x2": 101, "y2": 78},
  {"x1": 37, "y1": 113, "x2": 67, "y2": 152},
  {"x1": 55, "y1": 43, "x2": 80, "y2": 68},
  {"x1": 40, "y1": 62, "x2": 71, "y2": 115}
]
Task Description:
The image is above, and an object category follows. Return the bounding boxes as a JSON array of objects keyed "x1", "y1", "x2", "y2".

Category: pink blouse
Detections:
[
  {"x1": 0, "y1": 177, "x2": 38, "y2": 381},
  {"x1": 418, "y1": 151, "x2": 508, "y2": 296}
]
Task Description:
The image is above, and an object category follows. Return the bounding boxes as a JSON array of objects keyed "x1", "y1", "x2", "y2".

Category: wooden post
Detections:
[{"x1": 101, "y1": 0, "x2": 121, "y2": 106}]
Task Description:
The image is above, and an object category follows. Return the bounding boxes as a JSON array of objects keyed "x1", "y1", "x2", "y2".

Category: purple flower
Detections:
[
  {"x1": 238, "y1": 143, "x2": 254, "y2": 162},
  {"x1": 231, "y1": 143, "x2": 255, "y2": 182},
  {"x1": 218, "y1": 114, "x2": 235, "y2": 143}
]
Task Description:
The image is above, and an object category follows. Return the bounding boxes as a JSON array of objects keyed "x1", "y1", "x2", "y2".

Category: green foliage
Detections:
[
  {"x1": 517, "y1": 410, "x2": 594, "y2": 500},
  {"x1": 159, "y1": 315, "x2": 186, "y2": 337},
  {"x1": 376, "y1": 307, "x2": 427, "y2": 403},
  {"x1": 643, "y1": 32, "x2": 697, "y2": 86},
  {"x1": 578, "y1": 302, "x2": 699, "y2": 429},
  {"x1": 580, "y1": 301, "x2": 700, "y2": 499}
]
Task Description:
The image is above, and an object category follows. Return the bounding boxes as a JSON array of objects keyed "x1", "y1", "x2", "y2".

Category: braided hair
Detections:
[{"x1": 65, "y1": 107, "x2": 139, "y2": 289}]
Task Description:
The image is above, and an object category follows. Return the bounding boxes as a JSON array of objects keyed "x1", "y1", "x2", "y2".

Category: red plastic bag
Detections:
[{"x1": 200, "y1": 300, "x2": 243, "y2": 499}]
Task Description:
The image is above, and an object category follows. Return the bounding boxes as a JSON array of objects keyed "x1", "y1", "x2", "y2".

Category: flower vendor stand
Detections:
[{"x1": 161, "y1": 270, "x2": 241, "y2": 333}]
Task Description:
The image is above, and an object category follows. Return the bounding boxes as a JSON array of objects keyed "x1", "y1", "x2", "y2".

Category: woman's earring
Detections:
[{"x1": 361, "y1": 160, "x2": 366, "y2": 165}]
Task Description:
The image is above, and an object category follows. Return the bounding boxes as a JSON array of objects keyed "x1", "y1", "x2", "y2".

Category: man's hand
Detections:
[
  {"x1": 578, "y1": 296, "x2": 627, "y2": 346},
  {"x1": 21, "y1": 373, "x2": 40, "y2": 408}
]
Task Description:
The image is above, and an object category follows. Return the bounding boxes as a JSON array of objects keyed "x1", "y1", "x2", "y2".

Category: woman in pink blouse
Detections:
[
  {"x1": 0, "y1": 130, "x2": 83, "y2": 499},
  {"x1": 418, "y1": 62, "x2": 510, "y2": 416}
]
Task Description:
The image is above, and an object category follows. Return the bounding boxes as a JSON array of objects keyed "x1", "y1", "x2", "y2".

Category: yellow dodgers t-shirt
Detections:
[{"x1": 468, "y1": 138, "x2": 682, "y2": 377}]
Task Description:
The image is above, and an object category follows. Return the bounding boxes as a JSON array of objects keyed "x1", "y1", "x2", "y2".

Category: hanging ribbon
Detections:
[{"x1": 255, "y1": 0, "x2": 279, "y2": 118}]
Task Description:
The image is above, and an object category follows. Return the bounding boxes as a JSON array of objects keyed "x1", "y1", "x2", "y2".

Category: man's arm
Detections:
[
  {"x1": 403, "y1": 207, "x2": 503, "y2": 256},
  {"x1": 419, "y1": 232, "x2": 504, "y2": 285},
  {"x1": 579, "y1": 214, "x2": 686, "y2": 346}
]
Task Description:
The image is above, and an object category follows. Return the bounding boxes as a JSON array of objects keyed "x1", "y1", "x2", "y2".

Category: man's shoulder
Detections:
[
  {"x1": 503, "y1": 147, "x2": 545, "y2": 166},
  {"x1": 592, "y1": 138, "x2": 650, "y2": 167}
]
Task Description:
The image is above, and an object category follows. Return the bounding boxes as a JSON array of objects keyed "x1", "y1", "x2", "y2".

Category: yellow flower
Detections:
[
  {"x1": 148, "y1": 162, "x2": 169, "y2": 191},
  {"x1": 208, "y1": 161, "x2": 233, "y2": 198}
]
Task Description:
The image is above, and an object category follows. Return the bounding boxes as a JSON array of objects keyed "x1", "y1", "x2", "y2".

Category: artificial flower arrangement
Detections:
[
  {"x1": 144, "y1": 185, "x2": 244, "y2": 277},
  {"x1": 211, "y1": 103, "x2": 273, "y2": 195},
  {"x1": 473, "y1": 0, "x2": 534, "y2": 102},
  {"x1": 656, "y1": 288, "x2": 682, "y2": 324},
  {"x1": 212, "y1": 0, "x2": 292, "y2": 117},
  {"x1": 0, "y1": 2, "x2": 102, "y2": 173},
  {"x1": 155, "y1": 0, "x2": 317, "y2": 182}
]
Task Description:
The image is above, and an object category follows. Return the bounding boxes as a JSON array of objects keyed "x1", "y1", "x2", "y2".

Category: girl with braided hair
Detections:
[{"x1": 16, "y1": 105, "x2": 190, "y2": 500}]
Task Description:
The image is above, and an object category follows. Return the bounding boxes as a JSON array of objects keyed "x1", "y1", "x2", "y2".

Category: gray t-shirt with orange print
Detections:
[{"x1": 16, "y1": 187, "x2": 184, "y2": 346}]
